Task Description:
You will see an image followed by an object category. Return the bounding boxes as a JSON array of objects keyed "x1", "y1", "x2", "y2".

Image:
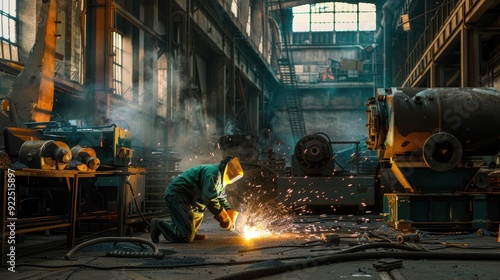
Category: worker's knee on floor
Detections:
[
  {"x1": 178, "y1": 235, "x2": 194, "y2": 243},
  {"x1": 177, "y1": 231, "x2": 196, "y2": 243}
]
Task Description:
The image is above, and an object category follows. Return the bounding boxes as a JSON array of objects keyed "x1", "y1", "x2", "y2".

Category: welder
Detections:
[{"x1": 150, "y1": 156, "x2": 244, "y2": 243}]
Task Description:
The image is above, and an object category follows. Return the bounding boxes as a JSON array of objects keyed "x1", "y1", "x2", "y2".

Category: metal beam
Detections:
[
  {"x1": 268, "y1": 0, "x2": 378, "y2": 10},
  {"x1": 85, "y1": 0, "x2": 113, "y2": 125},
  {"x1": 5, "y1": 0, "x2": 59, "y2": 126},
  {"x1": 390, "y1": 163, "x2": 414, "y2": 194},
  {"x1": 114, "y1": 2, "x2": 166, "y2": 45}
]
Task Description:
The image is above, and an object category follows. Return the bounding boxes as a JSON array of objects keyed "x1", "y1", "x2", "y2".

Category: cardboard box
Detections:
[{"x1": 340, "y1": 58, "x2": 364, "y2": 72}]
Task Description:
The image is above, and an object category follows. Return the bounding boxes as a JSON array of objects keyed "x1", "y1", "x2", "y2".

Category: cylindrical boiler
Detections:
[{"x1": 367, "y1": 88, "x2": 500, "y2": 162}]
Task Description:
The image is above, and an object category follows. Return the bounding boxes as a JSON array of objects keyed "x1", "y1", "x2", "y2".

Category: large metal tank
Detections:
[
  {"x1": 367, "y1": 88, "x2": 500, "y2": 229},
  {"x1": 366, "y1": 87, "x2": 500, "y2": 171}
]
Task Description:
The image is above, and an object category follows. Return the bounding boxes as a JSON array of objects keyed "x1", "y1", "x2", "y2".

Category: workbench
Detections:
[{"x1": 1, "y1": 167, "x2": 146, "y2": 264}]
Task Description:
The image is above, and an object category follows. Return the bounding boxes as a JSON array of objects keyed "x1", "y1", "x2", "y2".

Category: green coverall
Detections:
[{"x1": 156, "y1": 163, "x2": 232, "y2": 242}]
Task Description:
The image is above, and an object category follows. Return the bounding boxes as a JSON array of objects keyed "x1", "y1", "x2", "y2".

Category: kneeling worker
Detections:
[{"x1": 150, "y1": 156, "x2": 243, "y2": 243}]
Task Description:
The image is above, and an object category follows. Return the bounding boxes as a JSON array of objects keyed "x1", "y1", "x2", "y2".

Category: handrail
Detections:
[
  {"x1": 393, "y1": 0, "x2": 459, "y2": 86},
  {"x1": 393, "y1": 0, "x2": 491, "y2": 87}
]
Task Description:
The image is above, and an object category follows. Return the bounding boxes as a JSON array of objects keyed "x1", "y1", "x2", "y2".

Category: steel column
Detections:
[{"x1": 85, "y1": 0, "x2": 113, "y2": 125}]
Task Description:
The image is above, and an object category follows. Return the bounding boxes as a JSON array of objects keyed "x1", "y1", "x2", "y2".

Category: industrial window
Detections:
[
  {"x1": 246, "y1": 3, "x2": 251, "y2": 36},
  {"x1": 312, "y1": 3, "x2": 334, "y2": 31},
  {"x1": 231, "y1": 0, "x2": 239, "y2": 17},
  {"x1": 358, "y1": 3, "x2": 376, "y2": 31},
  {"x1": 112, "y1": 31, "x2": 123, "y2": 95},
  {"x1": 334, "y1": 3, "x2": 357, "y2": 31},
  {"x1": 292, "y1": 2, "x2": 376, "y2": 32},
  {"x1": 0, "y1": 0, "x2": 18, "y2": 61},
  {"x1": 157, "y1": 54, "x2": 167, "y2": 117}
]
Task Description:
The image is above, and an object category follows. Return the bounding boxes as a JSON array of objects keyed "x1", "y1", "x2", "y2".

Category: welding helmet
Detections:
[{"x1": 221, "y1": 156, "x2": 244, "y2": 186}]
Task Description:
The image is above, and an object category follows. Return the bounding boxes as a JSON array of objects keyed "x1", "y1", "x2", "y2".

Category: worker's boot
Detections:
[
  {"x1": 150, "y1": 218, "x2": 161, "y2": 243},
  {"x1": 194, "y1": 234, "x2": 207, "y2": 240}
]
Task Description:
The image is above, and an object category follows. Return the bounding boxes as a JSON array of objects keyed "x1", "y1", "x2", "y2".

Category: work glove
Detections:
[
  {"x1": 214, "y1": 208, "x2": 234, "y2": 230},
  {"x1": 226, "y1": 209, "x2": 239, "y2": 230}
]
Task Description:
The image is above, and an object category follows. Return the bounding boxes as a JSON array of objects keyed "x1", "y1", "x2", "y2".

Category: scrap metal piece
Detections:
[
  {"x1": 320, "y1": 233, "x2": 340, "y2": 246},
  {"x1": 397, "y1": 233, "x2": 420, "y2": 244},
  {"x1": 373, "y1": 258, "x2": 403, "y2": 271}
]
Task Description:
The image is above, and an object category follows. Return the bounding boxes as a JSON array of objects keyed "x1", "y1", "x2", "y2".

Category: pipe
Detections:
[
  {"x1": 215, "y1": 251, "x2": 500, "y2": 280},
  {"x1": 397, "y1": 233, "x2": 420, "y2": 244},
  {"x1": 106, "y1": 251, "x2": 164, "y2": 259},
  {"x1": 64, "y1": 237, "x2": 163, "y2": 260}
]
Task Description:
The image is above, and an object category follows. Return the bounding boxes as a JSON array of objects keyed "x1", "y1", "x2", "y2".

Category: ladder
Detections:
[{"x1": 272, "y1": 0, "x2": 307, "y2": 143}]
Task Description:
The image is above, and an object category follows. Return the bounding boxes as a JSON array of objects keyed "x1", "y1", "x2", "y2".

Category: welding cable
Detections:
[
  {"x1": 239, "y1": 242, "x2": 323, "y2": 253},
  {"x1": 422, "y1": 243, "x2": 500, "y2": 250},
  {"x1": 332, "y1": 242, "x2": 424, "y2": 253},
  {"x1": 16, "y1": 252, "x2": 368, "y2": 270},
  {"x1": 13, "y1": 227, "x2": 120, "y2": 262},
  {"x1": 214, "y1": 251, "x2": 500, "y2": 280},
  {"x1": 309, "y1": 241, "x2": 426, "y2": 252},
  {"x1": 95, "y1": 184, "x2": 106, "y2": 209},
  {"x1": 16, "y1": 250, "x2": 500, "y2": 272},
  {"x1": 46, "y1": 190, "x2": 55, "y2": 213},
  {"x1": 365, "y1": 231, "x2": 394, "y2": 242},
  {"x1": 64, "y1": 237, "x2": 163, "y2": 260},
  {"x1": 294, "y1": 215, "x2": 360, "y2": 223},
  {"x1": 126, "y1": 180, "x2": 151, "y2": 227},
  {"x1": 17, "y1": 253, "x2": 343, "y2": 270},
  {"x1": 238, "y1": 236, "x2": 375, "y2": 253},
  {"x1": 15, "y1": 257, "x2": 302, "y2": 270}
]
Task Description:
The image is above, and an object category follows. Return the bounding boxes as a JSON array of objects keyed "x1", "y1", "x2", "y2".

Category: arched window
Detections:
[{"x1": 292, "y1": 2, "x2": 376, "y2": 32}]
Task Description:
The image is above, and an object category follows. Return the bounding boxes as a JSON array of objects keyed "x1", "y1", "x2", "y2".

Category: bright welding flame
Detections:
[
  {"x1": 236, "y1": 201, "x2": 295, "y2": 240},
  {"x1": 242, "y1": 223, "x2": 273, "y2": 240}
]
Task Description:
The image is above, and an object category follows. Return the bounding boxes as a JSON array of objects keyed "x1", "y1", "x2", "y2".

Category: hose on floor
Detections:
[
  {"x1": 64, "y1": 237, "x2": 164, "y2": 260},
  {"x1": 215, "y1": 250, "x2": 500, "y2": 280}
]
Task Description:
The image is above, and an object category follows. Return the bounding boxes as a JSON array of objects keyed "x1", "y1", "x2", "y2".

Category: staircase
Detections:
[{"x1": 272, "y1": 0, "x2": 306, "y2": 143}]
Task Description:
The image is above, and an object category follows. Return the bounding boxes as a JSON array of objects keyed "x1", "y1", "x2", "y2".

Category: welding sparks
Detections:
[
  {"x1": 229, "y1": 165, "x2": 297, "y2": 240},
  {"x1": 241, "y1": 223, "x2": 273, "y2": 240},
  {"x1": 237, "y1": 209, "x2": 295, "y2": 240},
  {"x1": 235, "y1": 196, "x2": 296, "y2": 240}
]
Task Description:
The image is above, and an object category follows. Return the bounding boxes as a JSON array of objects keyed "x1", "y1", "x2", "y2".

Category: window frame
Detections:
[
  {"x1": 112, "y1": 31, "x2": 124, "y2": 96},
  {"x1": 292, "y1": 2, "x2": 376, "y2": 33},
  {"x1": 0, "y1": 0, "x2": 18, "y2": 61}
]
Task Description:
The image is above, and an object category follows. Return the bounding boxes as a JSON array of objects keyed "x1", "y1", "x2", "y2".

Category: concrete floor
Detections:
[{"x1": 2, "y1": 214, "x2": 500, "y2": 280}]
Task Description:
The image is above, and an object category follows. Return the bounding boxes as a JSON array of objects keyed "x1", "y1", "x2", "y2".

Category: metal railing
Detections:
[
  {"x1": 393, "y1": 0, "x2": 496, "y2": 86},
  {"x1": 393, "y1": 0, "x2": 460, "y2": 86}
]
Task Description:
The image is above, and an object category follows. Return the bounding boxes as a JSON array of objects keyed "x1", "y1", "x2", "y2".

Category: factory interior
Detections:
[{"x1": 1, "y1": 0, "x2": 500, "y2": 279}]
